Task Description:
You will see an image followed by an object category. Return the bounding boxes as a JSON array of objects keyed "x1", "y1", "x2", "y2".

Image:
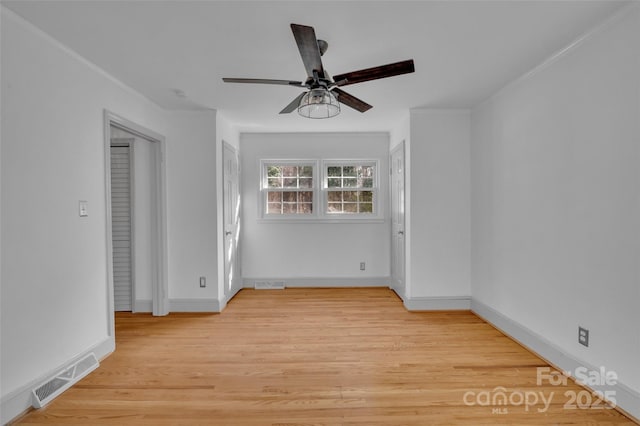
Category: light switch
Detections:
[{"x1": 79, "y1": 200, "x2": 88, "y2": 217}]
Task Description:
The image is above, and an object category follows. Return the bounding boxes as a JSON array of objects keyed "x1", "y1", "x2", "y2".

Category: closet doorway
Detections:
[{"x1": 104, "y1": 111, "x2": 168, "y2": 335}]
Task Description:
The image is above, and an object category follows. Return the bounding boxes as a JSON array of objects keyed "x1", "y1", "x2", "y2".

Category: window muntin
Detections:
[
  {"x1": 262, "y1": 163, "x2": 315, "y2": 216},
  {"x1": 324, "y1": 163, "x2": 376, "y2": 215}
]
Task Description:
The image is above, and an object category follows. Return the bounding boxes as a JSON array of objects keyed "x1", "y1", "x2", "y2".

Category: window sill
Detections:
[{"x1": 257, "y1": 216, "x2": 385, "y2": 224}]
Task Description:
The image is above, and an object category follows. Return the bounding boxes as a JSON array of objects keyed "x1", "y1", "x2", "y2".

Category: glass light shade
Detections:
[{"x1": 297, "y1": 88, "x2": 340, "y2": 119}]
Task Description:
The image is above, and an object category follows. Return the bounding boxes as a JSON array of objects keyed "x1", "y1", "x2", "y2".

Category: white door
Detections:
[
  {"x1": 390, "y1": 142, "x2": 406, "y2": 298},
  {"x1": 110, "y1": 141, "x2": 134, "y2": 311},
  {"x1": 223, "y1": 142, "x2": 240, "y2": 296}
]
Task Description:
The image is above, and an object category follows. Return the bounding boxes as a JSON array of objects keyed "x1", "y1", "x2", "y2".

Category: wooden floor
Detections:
[{"x1": 14, "y1": 288, "x2": 636, "y2": 425}]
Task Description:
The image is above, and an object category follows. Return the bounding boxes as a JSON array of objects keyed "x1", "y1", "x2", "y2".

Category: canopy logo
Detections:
[{"x1": 463, "y1": 387, "x2": 553, "y2": 413}]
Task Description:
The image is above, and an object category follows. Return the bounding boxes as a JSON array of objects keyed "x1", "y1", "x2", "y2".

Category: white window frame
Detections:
[
  {"x1": 259, "y1": 159, "x2": 319, "y2": 219},
  {"x1": 259, "y1": 158, "x2": 383, "y2": 223},
  {"x1": 321, "y1": 160, "x2": 381, "y2": 220}
]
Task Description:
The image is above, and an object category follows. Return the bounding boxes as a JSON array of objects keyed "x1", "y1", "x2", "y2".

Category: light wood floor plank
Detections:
[{"x1": 13, "y1": 288, "x2": 636, "y2": 425}]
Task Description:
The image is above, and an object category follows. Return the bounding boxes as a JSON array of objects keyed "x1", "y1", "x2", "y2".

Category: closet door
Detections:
[{"x1": 111, "y1": 144, "x2": 133, "y2": 311}]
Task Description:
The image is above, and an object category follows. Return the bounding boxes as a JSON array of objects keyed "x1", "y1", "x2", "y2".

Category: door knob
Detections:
[{"x1": 225, "y1": 231, "x2": 232, "y2": 236}]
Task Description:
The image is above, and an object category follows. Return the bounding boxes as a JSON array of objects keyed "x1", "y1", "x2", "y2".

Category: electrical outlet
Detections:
[
  {"x1": 578, "y1": 326, "x2": 589, "y2": 347},
  {"x1": 199, "y1": 276, "x2": 206, "y2": 288},
  {"x1": 360, "y1": 262, "x2": 366, "y2": 271}
]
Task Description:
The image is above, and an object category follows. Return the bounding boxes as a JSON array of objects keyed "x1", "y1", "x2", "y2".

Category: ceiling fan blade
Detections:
[
  {"x1": 333, "y1": 59, "x2": 415, "y2": 87},
  {"x1": 333, "y1": 88, "x2": 372, "y2": 113},
  {"x1": 222, "y1": 78, "x2": 304, "y2": 87},
  {"x1": 279, "y1": 92, "x2": 307, "y2": 114},
  {"x1": 290, "y1": 24, "x2": 325, "y2": 79}
]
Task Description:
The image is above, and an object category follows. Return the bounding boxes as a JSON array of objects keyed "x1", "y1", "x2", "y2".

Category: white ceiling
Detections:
[{"x1": 3, "y1": 0, "x2": 629, "y2": 132}]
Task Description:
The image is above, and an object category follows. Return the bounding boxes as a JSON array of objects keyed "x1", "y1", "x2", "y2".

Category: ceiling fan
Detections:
[{"x1": 223, "y1": 23, "x2": 415, "y2": 119}]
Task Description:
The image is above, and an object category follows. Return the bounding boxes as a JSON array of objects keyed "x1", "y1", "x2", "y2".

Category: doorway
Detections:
[
  {"x1": 390, "y1": 141, "x2": 406, "y2": 299},
  {"x1": 104, "y1": 111, "x2": 168, "y2": 334}
]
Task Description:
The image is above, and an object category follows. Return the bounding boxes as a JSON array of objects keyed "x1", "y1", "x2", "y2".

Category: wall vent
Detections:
[
  {"x1": 32, "y1": 352, "x2": 99, "y2": 408},
  {"x1": 255, "y1": 281, "x2": 285, "y2": 290}
]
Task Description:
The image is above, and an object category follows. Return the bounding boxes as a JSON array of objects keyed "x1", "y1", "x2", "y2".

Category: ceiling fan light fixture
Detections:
[{"x1": 297, "y1": 88, "x2": 340, "y2": 119}]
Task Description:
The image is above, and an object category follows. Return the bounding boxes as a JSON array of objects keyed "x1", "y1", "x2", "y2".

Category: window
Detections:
[
  {"x1": 324, "y1": 162, "x2": 377, "y2": 215},
  {"x1": 260, "y1": 159, "x2": 380, "y2": 221},
  {"x1": 262, "y1": 162, "x2": 316, "y2": 216}
]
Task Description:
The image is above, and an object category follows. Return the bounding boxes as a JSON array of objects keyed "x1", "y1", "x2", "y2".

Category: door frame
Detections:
[{"x1": 103, "y1": 110, "x2": 169, "y2": 336}]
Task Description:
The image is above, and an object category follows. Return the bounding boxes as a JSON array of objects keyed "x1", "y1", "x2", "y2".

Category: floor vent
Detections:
[
  {"x1": 255, "y1": 281, "x2": 285, "y2": 290},
  {"x1": 32, "y1": 352, "x2": 99, "y2": 408}
]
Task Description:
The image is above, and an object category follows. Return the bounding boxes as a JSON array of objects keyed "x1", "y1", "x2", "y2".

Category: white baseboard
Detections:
[
  {"x1": 133, "y1": 299, "x2": 152, "y2": 313},
  {"x1": 134, "y1": 298, "x2": 221, "y2": 313},
  {"x1": 471, "y1": 299, "x2": 640, "y2": 422},
  {"x1": 0, "y1": 336, "x2": 114, "y2": 425},
  {"x1": 404, "y1": 296, "x2": 471, "y2": 311},
  {"x1": 243, "y1": 277, "x2": 390, "y2": 288},
  {"x1": 169, "y1": 298, "x2": 220, "y2": 313}
]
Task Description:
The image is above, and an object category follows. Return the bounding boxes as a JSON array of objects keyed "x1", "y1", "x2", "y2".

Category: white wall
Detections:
[
  {"x1": 389, "y1": 111, "x2": 410, "y2": 152},
  {"x1": 216, "y1": 113, "x2": 240, "y2": 150},
  {"x1": 240, "y1": 132, "x2": 390, "y2": 284},
  {"x1": 164, "y1": 111, "x2": 218, "y2": 301},
  {"x1": 471, "y1": 3, "x2": 640, "y2": 408},
  {"x1": 0, "y1": 8, "x2": 220, "y2": 422},
  {"x1": 407, "y1": 110, "x2": 471, "y2": 301}
]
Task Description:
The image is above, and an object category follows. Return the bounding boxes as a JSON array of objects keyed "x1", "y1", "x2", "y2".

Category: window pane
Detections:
[
  {"x1": 359, "y1": 191, "x2": 373, "y2": 202},
  {"x1": 267, "y1": 202, "x2": 281, "y2": 214},
  {"x1": 267, "y1": 166, "x2": 281, "y2": 177},
  {"x1": 327, "y1": 166, "x2": 341, "y2": 177},
  {"x1": 343, "y1": 178, "x2": 357, "y2": 188},
  {"x1": 299, "y1": 191, "x2": 313, "y2": 203},
  {"x1": 328, "y1": 178, "x2": 341, "y2": 188},
  {"x1": 299, "y1": 203, "x2": 313, "y2": 214},
  {"x1": 360, "y1": 178, "x2": 373, "y2": 188},
  {"x1": 344, "y1": 203, "x2": 358, "y2": 213},
  {"x1": 282, "y1": 192, "x2": 297, "y2": 202},
  {"x1": 343, "y1": 191, "x2": 358, "y2": 202},
  {"x1": 328, "y1": 191, "x2": 342, "y2": 202},
  {"x1": 358, "y1": 166, "x2": 373, "y2": 178},
  {"x1": 299, "y1": 177, "x2": 312, "y2": 188},
  {"x1": 300, "y1": 166, "x2": 313, "y2": 177},
  {"x1": 268, "y1": 178, "x2": 282, "y2": 188},
  {"x1": 283, "y1": 178, "x2": 297, "y2": 188},
  {"x1": 360, "y1": 203, "x2": 373, "y2": 213},
  {"x1": 327, "y1": 202, "x2": 342, "y2": 213},
  {"x1": 282, "y1": 166, "x2": 297, "y2": 177},
  {"x1": 267, "y1": 192, "x2": 282, "y2": 202},
  {"x1": 283, "y1": 203, "x2": 297, "y2": 214},
  {"x1": 343, "y1": 166, "x2": 356, "y2": 177}
]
